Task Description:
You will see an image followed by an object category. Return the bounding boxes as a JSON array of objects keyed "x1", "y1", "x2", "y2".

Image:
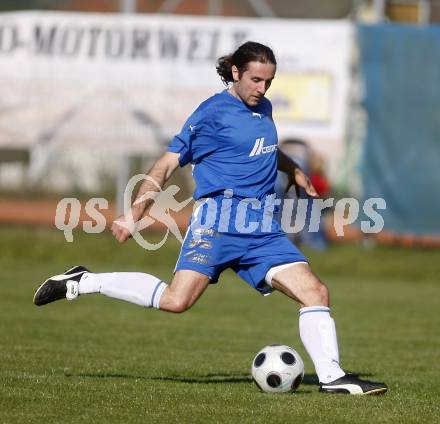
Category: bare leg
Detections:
[
  {"x1": 159, "y1": 270, "x2": 210, "y2": 313},
  {"x1": 270, "y1": 263, "x2": 329, "y2": 307}
]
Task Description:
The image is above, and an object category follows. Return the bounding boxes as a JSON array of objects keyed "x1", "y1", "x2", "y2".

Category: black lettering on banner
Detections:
[
  {"x1": 0, "y1": 23, "x2": 19, "y2": 53},
  {"x1": 187, "y1": 30, "x2": 221, "y2": 62},
  {"x1": 59, "y1": 26, "x2": 84, "y2": 56},
  {"x1": 207, "y1": 31, "x2": 220, "y2": 61},
  {"x1": 1, "y1": 19, "x2": 247, "y2": 63},
  {"x1": 187, "y1": 30, "x2": 201, "y2": 61},
  {"x1": 33, "y1": 24, "x2": 57, "y2": 55},
  {"x1": 105, "y1": 27, "x2": 125, "y2": 58},
  {"x1": 158, "y1": 29, "x2": 179, "y2": 59},
  {"x1": 233, "y1": 30, "x2": 248, "y2": 49},
  {"x1": 131, "y1": 28, "x2": 151, "y2": 59},
  {"x1": 87, "y1": 27, "x2": 102, "y2": 57}
]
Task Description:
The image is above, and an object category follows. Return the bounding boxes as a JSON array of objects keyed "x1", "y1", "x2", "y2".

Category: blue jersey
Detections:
[
  {"x1": 168, "y1": 89, "x2": 278, "y2": 200},
  {"x1": 169, "y1": 90, "x2": 308, "y2": 292}
]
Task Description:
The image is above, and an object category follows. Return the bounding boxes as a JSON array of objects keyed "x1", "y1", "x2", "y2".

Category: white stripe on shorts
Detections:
[{"x1": 264, "y1": 261, "x2": 308, "y2": 286}]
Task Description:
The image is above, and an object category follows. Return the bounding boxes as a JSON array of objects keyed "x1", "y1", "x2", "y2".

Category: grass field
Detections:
[{"x1": 1, "y1": 225, "x2": 439, "y2": 423}]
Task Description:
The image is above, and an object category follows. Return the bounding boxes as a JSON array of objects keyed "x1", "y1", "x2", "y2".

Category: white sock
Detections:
[
  {"x1": 78, "y1": 272, "x2": 167, "y2": 309},
  {"x1": 299, "y1": 306, "x2": 346, "y2": 383}
]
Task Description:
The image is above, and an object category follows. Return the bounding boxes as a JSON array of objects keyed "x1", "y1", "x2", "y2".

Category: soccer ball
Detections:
[{"x1": 251, "y1": 344, "x2": 304, "y2": 393}]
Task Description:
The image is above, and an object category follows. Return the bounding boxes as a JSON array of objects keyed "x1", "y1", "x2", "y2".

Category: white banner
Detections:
[{"x1": 0, "y1": 11, "x2": 352, "y2": 162}]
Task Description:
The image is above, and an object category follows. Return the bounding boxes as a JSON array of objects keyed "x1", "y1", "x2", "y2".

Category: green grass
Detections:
[{"x1": 1, "y1": 225, "x2": 439, "y2": 423}]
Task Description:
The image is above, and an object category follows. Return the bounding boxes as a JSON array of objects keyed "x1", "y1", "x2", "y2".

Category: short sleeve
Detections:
[{"x1": 167, "y1": 106, "x2": 217, "y2": 167}]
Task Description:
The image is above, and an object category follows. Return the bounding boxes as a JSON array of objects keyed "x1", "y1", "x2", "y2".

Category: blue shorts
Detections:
[{"x1": 174, "y1": 227, "x2": 308, "y2": 295}]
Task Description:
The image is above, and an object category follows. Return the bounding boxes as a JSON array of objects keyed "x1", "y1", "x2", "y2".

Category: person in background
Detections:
[
  {"x1": 275, "y1": 139, "x2": 329, "y2": 250},
  {"x1": 307, "y1": 150, "x2": 331, "y2": 250}
]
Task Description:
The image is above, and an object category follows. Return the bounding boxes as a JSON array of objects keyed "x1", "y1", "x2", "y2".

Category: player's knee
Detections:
[
  {"x1": 304, "y1": 281, "x2": 328, "y2": 307},
  {"x1": 167, "y1": 297, "x2": 191, "y2": 313}
]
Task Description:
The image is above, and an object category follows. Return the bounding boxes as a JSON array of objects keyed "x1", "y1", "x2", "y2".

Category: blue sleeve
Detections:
[{"x1": 167, "y1": 106, "x2": 218, "y2": 167}]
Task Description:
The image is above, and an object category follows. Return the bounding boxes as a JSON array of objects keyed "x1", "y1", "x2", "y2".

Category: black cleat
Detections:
[
  {"x1": 319, "y1": 374, "x2": 388, "y2": 395},
  {"x1": 33, "y1": 266, "x2": 89, "y2": 306}
]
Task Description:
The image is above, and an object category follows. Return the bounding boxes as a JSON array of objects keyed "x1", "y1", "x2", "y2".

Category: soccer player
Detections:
[{"x1": 33, "y1": 41, "x2": 387, "y2": 395}]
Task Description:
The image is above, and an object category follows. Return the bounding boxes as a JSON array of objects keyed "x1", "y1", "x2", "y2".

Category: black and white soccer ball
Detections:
[{"x1": 251, "y1": 344, "x2": 304, "y2": 393}]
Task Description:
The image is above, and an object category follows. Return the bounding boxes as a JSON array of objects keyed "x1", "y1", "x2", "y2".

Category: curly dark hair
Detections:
[{"x1": 216, "y1": 41, "x2": 276, "y2": 85}]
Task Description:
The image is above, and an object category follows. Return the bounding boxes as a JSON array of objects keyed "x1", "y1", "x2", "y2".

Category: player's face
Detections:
[{"x1": 230, "y1": 61, "x2": 276, "y2": 107}]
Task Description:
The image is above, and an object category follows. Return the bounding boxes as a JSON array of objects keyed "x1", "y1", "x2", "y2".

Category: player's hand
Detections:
[
  {"x1": 111, "y1": 214, "x2": 137, "y2": 244},
  {"x1": 286, "y1": 168, "x2": 318, "y2": 198}
]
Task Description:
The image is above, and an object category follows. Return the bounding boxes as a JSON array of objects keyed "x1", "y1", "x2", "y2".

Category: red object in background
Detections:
[{"x1": 310, "y1": 173, "x2": 330, "y2": 197}]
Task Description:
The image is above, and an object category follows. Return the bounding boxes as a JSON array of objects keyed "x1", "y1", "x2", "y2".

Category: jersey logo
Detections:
[
  {"x1": 249, "y1": 137, "x2": 277, "y2": 157},
  {"x1": 189, "y1": 124, "x2": 197, "y2": 133},
  {"x1": 252, "y1": 112, "x2": 262, "y2": 119}
]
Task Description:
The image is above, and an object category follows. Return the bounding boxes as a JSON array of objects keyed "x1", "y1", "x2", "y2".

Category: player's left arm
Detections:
[{"x1": 277, "y1": 149, "x2": 318, "y2": 198}]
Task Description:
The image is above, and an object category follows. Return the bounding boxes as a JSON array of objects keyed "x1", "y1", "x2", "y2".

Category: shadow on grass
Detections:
[
  {"x1": 63, "y1": 371, "x2": 376, "y2": 395},
  {"x1": 65, "y1": 371, "x2": 327, "y2": 386},
  {"x1": 65, "y1": 371, "x2": 318, "y2": 394},
  {"x1": 65, "y1": 371, "x2": 374, "y2": 387},
  {"x1": 67, "y1": 371, "x2": 253, "y2": 384}
]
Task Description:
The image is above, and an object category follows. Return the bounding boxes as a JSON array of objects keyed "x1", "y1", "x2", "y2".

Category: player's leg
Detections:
[
  {"x1": 79, "y1": 268, "x2": 209, "y2": 312},
  {"x1": 269, "y1": 262, "x2": 344, "y2": 382},
  {"x1": 33, "y1": 266, "x2": 209, "y2": 313},
  {"x1": 268, "y1": 262, "x2": 328, "y2": 307},
  {"x1": 268, "y1": 262, "x2": 387, "y2": 395},
  {"x1": 157, "y1": 270, "x2": 209, "y2": 313}
]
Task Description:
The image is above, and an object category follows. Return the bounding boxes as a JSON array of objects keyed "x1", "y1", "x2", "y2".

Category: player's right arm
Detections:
[
  {"x1": 111, "y1": 152, "x2": 180, "y2": 243},
  {"x1": 111, "y1": 104, "x2": 213, "y2": 243}
]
